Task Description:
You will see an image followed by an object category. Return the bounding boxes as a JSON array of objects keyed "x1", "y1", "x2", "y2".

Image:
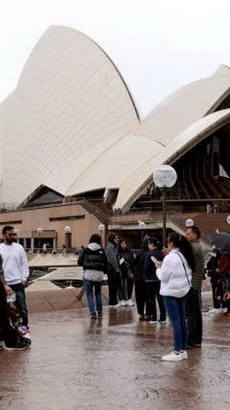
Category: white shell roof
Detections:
[
  {"x1": 1, "y1": 26, "x2": 230, "y2": 212},
  {"x1": 0, "y1": 25, "x2": 140, "y2": 204}
]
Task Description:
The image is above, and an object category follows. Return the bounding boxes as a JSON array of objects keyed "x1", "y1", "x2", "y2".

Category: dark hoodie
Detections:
[{"x1": 133, "y1": 237, "x2": 149, "y2": 282}]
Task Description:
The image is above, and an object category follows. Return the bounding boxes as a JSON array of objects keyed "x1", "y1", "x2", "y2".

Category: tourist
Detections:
[
  {"x1": 0, "y1": 226, "x2": 31, "y2": 339},
  {"x1": 78, "y1": 234, "x2": 107, "y2": 319},
  {"x1": 156, "y1": 232, "x2": 195, "y2": 361}
]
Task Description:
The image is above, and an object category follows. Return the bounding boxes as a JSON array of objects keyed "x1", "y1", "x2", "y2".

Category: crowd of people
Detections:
[
  {"x1": 1, "y1": 222, "x2": 230, "y2": 360},
  {"x1": 78, "y1": 225, "x2": 207, "y2": 361}
]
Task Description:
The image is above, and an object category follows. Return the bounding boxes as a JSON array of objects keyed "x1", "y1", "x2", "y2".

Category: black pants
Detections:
[
  {"x1": 185, "y1": 288, "x2": 203, "y2": 345},
  {"x1": 135, "y1": 278, "x2": 146, "y2": 316},
  {"x1": 107, "y1": 271, "x2": 121, "y2": 305},
  {"x1": 0, "y1": 281, "x2": 18, "y2": 346},
  {"x1": 145, "y1": 281, "x2": 166, "y2": 321}
]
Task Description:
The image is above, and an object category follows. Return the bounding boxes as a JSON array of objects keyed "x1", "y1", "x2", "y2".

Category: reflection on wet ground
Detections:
[{"x1": 1, "y1": 292, "x2": 230, "y2": 410}]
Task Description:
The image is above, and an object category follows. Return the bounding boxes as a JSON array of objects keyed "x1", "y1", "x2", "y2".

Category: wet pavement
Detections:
[{"x1": 1, "y1": 292, "x2": 230, "y2": 410}]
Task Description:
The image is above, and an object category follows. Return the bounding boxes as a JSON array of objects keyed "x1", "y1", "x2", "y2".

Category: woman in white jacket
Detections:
[{"x1": 156, "y1": 232, "x2": 195, "y2": 361}]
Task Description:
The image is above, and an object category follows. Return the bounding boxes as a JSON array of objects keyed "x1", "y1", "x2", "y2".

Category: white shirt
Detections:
[
  {"x1": 156, "y1": 248, "x2": 192, "y2": 298},
  {"x1": 0, "y1": 242, "x2": 29, "y2": 285}
]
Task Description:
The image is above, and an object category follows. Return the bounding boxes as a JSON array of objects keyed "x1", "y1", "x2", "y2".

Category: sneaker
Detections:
[
  {"x1": 89, "y1": 313, "x2": 97, "y2": 319},
  {"x1": 180, "y1": 350, "x2": 188, "y2": 360},
  {"x1": 208, "y1": 308, "x2": 223, "y2": 314},
  {"x1": 4, "y1": 335, "x2": 31, "y2": 351},
  {"x1": 97, "y1": 311, "x2": 103, "y2": 318},
  {"x1": 158, "y1": 319, "x2": 167, "y2": 324},
  {"x1": 119, "y1": 300, "x2": 127, "y2": 307},
  {"x1": 18, "y1": 326, "x2": 31, "y2": 339},
  {"x1": 162, "y1": 351, "x2": 182, "y2": 361},
  {"x1": 149, "y1": 320, "x2": 158, "y2": 324},
  {"x1": 126, "y1": 299, "x2": 134, "y2": 307}
]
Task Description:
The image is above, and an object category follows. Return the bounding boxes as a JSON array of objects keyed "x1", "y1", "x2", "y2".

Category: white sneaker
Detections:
[
  {"x1": 119, "y1": 300, "x2": 127, "y2": 307},
  {"x1": 126, "y1": 299, "x2": 134, "y2": 307},
  {"x1": 180, "y1": 350, "x2": 188, "y2": 360},
  {"x1": 18, "y1": 326, "x2": 31, "y2": 339},
  {"x1": 208, "y1": 308, "x2": 222, "y2": 314},
  {"x1": 149, "y1": 320, "x2": 158, "y2": 324},
  {"x1": 162, "y1": 351, "x2": 182, "y2": 361}
]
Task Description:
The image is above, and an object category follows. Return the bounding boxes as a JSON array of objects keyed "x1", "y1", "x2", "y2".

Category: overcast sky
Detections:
[{"x1": 1, "y1": 0, "x2": 230, "y2": 117}]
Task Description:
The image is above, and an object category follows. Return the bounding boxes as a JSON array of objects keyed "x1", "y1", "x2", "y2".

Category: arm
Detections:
[
  {"x1": 20, "y1": 247, "x2": 30, "y2": 284},
  {"x1": 156, "y1": 254, "x2": 173, "y2": 282}
]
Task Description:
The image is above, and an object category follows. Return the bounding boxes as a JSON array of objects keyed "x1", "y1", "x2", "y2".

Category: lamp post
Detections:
[
  {"x1": 64, "y1": 226, "x2": 72, "y2": 250},
  {"x1": 138, "y1": 221, "x2": 146, "y2": 242},
  {"x1": 98, "y1": 223, "x2": 105, "y2": 245},
  {"x1": 37, "y1": 227, "x2": 43, "y2": 252},
  {"x1": 185, "y1": 219, "x2": 194, "y2": 227},
  {"x1": 153, "y1": 165, "x2": 177, "y2": 247}
]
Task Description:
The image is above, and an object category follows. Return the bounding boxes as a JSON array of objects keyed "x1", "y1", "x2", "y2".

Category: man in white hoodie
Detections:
[
  {"x1": 78, "y1": 234, "x2": 108, "y2": 319},
  {"x1": 0, "y1": 225, "x2": 30, "y2": 338}
]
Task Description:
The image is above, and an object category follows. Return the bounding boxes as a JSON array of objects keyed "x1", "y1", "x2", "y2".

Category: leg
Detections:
[
  {"x1": 11, "y1": 283, "x2": 29, "y2": 328},
  {"x1": 135, "y1": 279, "x2": 145, "y2": 316},
  {"x1": 84, "y1": 279, "x2": 95, "y2": 315},
  {"x1": 107, "y1": 273, "x2": 118, "y2": 305},
  {"x1": 186, "y1": 288, "x2": 202, "y2": 346},
  {"x1": 155, "y1": 282, "x2": 166, "y2": 321},
  {"x1": 94, "y1": 281, "x2": 103, "y2": 314},
  {"x1": 177, "y1": 297, "x2": 187, "y2": 351},
  {"x1": 146, "y1": 282, "x2": 157, "y2": 321},
  {"x1": 127, "y1": 276, "x2": 134, "y2": 300},
  {"x1": 164, "y1": 296, "x2": 182, "y2": 352}
]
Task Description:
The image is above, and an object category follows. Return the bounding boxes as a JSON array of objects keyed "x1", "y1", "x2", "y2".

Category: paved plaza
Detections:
[{"x1": 1, "y1": 291, "x2": 230, "y2": 410}]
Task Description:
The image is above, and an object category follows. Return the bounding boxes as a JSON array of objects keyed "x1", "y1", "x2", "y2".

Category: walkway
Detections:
[{"x1": 1, "y1": 293, "x2": 230, "y2": 410}]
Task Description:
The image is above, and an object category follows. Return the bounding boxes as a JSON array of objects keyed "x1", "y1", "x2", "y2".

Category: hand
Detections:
[
  {"x1": 4, "y1": 285, "x2": 13, "y2": 296},
  {"x1": 155, "y1": 261, "x2": 162, "y2": 268},
  {"x1": 21, "y1": 280, "x2": 27, "y2": 287}
]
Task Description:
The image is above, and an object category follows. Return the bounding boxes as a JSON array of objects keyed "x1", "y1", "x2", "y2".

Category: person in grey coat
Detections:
[{"x1": 105, "y1": 234, "x2": 121, "y2": 306}]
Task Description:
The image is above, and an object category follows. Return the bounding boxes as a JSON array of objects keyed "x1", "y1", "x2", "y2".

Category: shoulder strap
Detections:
[{"x1": 174, "y1": 251, "x2": 191, "y2": 287}]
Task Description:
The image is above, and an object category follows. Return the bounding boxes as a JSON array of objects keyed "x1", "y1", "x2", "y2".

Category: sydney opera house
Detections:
[{"x1": 1, "y1": 25, "x2": 230, "y2": 250}]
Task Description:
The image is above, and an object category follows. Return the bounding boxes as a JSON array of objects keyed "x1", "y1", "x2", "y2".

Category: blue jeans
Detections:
[
  {"x1": 84, "y1": 280, "x2": 102, "y2": 315},
  {"x1": 164, "y1": 296, "x2": 187, "y2": 352},
  {"x1": 10, "y1": 283, "x2": 28, "y2": 327}
]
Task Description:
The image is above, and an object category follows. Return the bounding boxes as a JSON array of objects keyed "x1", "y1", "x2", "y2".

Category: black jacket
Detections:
[
  {"x1": 144, "y1": 248, "x2": 164, "y2": 282},
  {"x1": 78, "y1": 245, "x2": 108, "y2": 272}
]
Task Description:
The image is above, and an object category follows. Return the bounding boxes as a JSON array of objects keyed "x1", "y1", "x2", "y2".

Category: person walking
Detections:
[
  {"x1": 134, "y1": 236, "x2": 149, "y2": 320},
  {"x1": 185, "y1": 225, "x2": 204, "y2": 348},
  {"x1": 118, "y1": 240, "x2": 135, "y2": 306},
  {"x1": 144, "y1": 237, "x2": 166, "y2": 324},
  {"x1": 78, "y1": 234, "x2": 107, "y2": 319},
  {"x1": 156, "y1": 232, "x2": 195, "y2": 361},
  {"x1": 0, "y1": 225, "x2": 30, "y2": 339},
  {"x1": 105, "y1": 234, "x2": 121, "y2": 306}
]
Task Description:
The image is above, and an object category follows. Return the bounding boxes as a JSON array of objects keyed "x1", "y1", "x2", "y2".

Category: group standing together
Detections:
[
  {"x1": 78, "y1": 225, "x2": 205, "y2": 361},
  {"x1": 0, "y1": 223, "x2": 206, "y2": 360}
]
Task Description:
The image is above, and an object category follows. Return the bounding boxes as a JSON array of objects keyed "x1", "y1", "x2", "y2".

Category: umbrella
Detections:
[{"x1": 209, "y1": 232, "x2": 230, "y2": 252}]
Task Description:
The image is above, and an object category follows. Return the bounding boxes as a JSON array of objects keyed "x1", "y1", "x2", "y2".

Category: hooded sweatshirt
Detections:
[{"x1": 78, "y1": 242, "x2": 107, "y2": 282}]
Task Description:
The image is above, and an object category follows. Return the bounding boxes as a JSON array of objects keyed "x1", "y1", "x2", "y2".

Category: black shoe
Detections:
[
  {"x1": 97, "y1": 311, "x2": 103, "y2": 318},
  {"x1": 89, "y1": 313, "x2": 97, "y2": 320},
  {"x1": 4, "y1": 334, "x2": 31, "y2": 351}
]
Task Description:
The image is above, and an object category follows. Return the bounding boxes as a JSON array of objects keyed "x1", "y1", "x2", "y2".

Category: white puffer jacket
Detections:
[{"x1": 156, "y1": 248, "x2": 192, "y2": 298}]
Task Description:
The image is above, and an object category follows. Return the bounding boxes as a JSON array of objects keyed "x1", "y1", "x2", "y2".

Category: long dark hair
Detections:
[{"x1": 168, "y1": 232, "x2": 195, "y2": 271}]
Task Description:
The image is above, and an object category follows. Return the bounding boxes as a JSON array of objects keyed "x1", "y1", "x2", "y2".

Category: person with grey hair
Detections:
[{"x1": 105, "y1": 233, "x2": 121, "y2": 306}]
